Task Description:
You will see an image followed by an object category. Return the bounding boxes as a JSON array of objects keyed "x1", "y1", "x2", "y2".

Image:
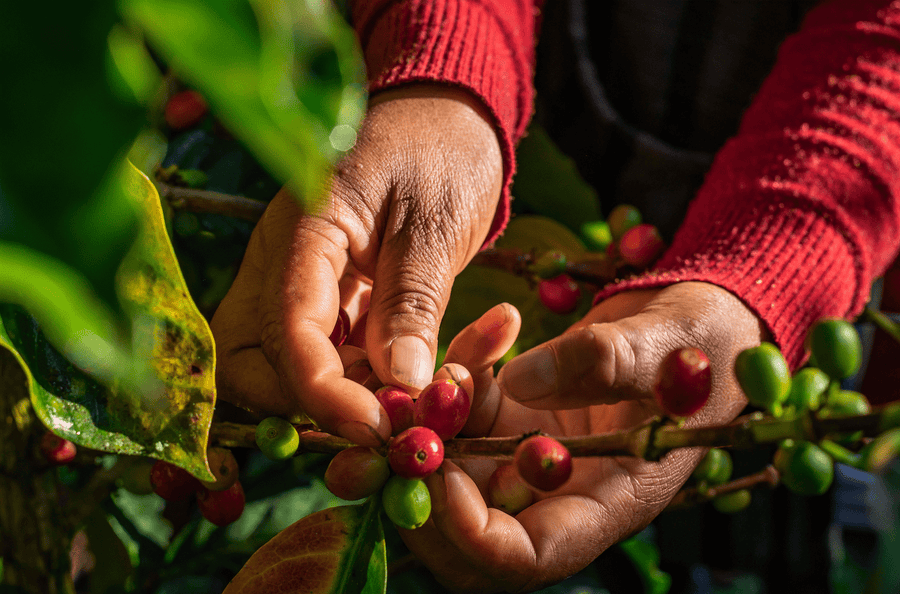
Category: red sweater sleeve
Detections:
[
  {"x1": 595, "y1": 0, "x2": 900, "y2": 370},
  {"x1": 351, "y1": 0, "x2": 541, "y2": 245}
]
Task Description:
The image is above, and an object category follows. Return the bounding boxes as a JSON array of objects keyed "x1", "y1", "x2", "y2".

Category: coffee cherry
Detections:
[
  {"x1": 734, "y1": 343, "x2": 791, "y2": 416},
  {"x1": 581, "y1": 220, "x2": 614, "y2": 252},
  {"x1": 388, "y1": 427, "x2": 444, "y2": 479},
  {"x1": 382, "y1": 475, "x2": 431, "y2": 530},
  {"x1": 712, "y1": 489, "x2": 752, "y2": 514},
  {"x1": 414, "y1": 379, "x2": 471, "y2": 440},
  {"x1": 859, "y1": 428, "x2": 900, "y2": 474},
  {"x1": 255, "y1": 417, "x2": 299, "y2": 460},
  {"x1": 374, "y1": 386, "x2": 416, "y2": 435},
  {"x1": 692, "y1": 448, "x2": 733, "y2": 486},
  {"x1": 607, "y1": 204, "x2": 642, "y2": 240},
  {"x1": 786, "y1": 367, "x2": 829, "y2": 412},
  {"x1": 197, "y1": 479, "x2": 245, "y2": 527},
  {"x1": 514, "y1": 435, "x2": 572, "y2": 492},
  {"x1": 532, "y1": 250, "x2": 568, "y2": 280},
  {"x1": 40, "y1": 431, "x2": 77, "y2": 465},
  {"x1": 653, "y1": 347, "x2": 711, "y2": 418},
  {"x1": 807, "y1": 318, "x2": 862, "y2": 380},
  {"x1": 329, "y1": 307, "x2": 350, "y2": 347},
  {"x1": 324, "y1": 446, "x2": 390, "y2": 501},
  {"x1": 488, "y1": 463, "x2": 534, "y2": 515},
  {"x1": 201, "y1": 447, "x2": 239, "y2": 492},
  {"x1": 150, "y1": 460, "x2": 202, "y2": 502},
  {"x1": 821, "y1": 390, "x2": 870, "y2": 443},
  {"x1": 165, "y1": 90, "x2": 208, "y2": 130},
  {"x1": 774, "y1": 440, "x2": 834, "y2": 496},
  {"x1": 618, "y1": 224, "x2": 665, "y2": 268},
  {"x1": 538, "y1": 274, "x2": 581, "y2": 314}
]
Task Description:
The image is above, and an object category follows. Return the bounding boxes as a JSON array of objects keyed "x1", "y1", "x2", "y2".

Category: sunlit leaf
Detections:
[
  {"x1": 0, "y1": 163, "x2": 216, "y2": 480},
  {"x1": 121, "y1": 0, "x2": 366, "y2": 208},
  {"x1": 223, "y1": 497, "x2": 386, "y2": 594}
]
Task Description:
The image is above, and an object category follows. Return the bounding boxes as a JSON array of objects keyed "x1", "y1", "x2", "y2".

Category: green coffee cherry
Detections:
[
  {"x1": 255, "y1": 417, "x2": 299, "y2": 460},
  {"x1": 786, "y1": 367, "x2": 829, "y2": 412},
  {"x1": 532, "y1": 250, "x2": 568, "y2": 280},
  {"x1": 807, "y1": 318, "x2": 862, "y2": 380},
  {"x1": 735, "y1": 343, "x2": 791, "y2": 416},
  {"x1": 859, "y1": 428, "x2": 900, "y2": 474},
  {"x1": 693, "y1": 449, "x2": 733, "y2": 486},
  {"x1": 581, "y1": 220, "x2": 613, "y2": 252},
  {"x1": 774, "y1": 440, "x2": 834, "y2": 496},
  {"x1": 382, "y1": 475, "x2": 431, "y2": 530},
  {"x1": 607, "y1": 204, "x2": 642, "y2": 240},
  {"x1": 712, "y1": 489, "x2": 752, "y2": 514},
  {"x1": 821, "y1": 390, "x2": 871, "y2": 443}
]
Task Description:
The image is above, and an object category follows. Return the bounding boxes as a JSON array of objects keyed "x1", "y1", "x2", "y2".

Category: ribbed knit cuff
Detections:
[{"x1": 353, "y1": 0, "x2": 537, "y2": 246}]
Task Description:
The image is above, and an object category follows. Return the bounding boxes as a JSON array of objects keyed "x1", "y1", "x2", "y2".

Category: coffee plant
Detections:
[{"x1": 4, "y1": 1, "x2": 900, "y2": 593}]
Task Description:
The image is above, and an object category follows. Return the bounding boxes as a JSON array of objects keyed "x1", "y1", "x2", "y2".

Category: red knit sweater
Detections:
[{"x1": 352, "y1": 0, "x2": 900, "y2": 370}]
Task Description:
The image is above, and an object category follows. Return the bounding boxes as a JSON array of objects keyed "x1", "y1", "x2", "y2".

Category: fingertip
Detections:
[{"x1": 388, "y1": 334, "x2": 434, "y2": 391}]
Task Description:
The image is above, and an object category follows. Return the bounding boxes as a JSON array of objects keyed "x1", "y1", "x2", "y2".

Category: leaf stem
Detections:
[
  {"x1": 862, "y1": 307, "x2": 900, "y2": 347},
  {"x1": 665, "y1": 465, "x2": 780, "y2": 511},
  {"x1": 155, "y1": 179, "x2": 268, "y2": 222}
]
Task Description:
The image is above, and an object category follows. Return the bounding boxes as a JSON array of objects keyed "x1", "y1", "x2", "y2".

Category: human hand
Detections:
[
  {"x1": 209, "y1": 84, "x2": 503, "y2": 445},
  {"x1": 402, "y1": 282, "x2": 767, "y2": 593}
]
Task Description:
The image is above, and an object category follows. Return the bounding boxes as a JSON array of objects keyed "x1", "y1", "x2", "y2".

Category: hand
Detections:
[
  {"x1": 402, "y1": 282, "x2": 767, "y2": 593},
  {"x1": 209, "y1": 84, "x2": 503, "y2": 445}
]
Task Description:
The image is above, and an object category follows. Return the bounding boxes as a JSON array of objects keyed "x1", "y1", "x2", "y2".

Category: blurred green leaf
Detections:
[
  {"x1": 0, "y1": 163, "x2": 216, "y2": 480},
  {"x1": 83, "y1": 508, "x2": 135, "y2": 594},
  {"x1": 512, "y1": 126, "x2": 601, "y2": 232},
  {"x1": 121, "y1": 0, "x2": 366, "y2": 208},
  {"x1": 619, "y1": 534, "x2": 672, "y2": 594},
  {"x1": 223, "y1": 497, "x2": 386, "y2": 594}
]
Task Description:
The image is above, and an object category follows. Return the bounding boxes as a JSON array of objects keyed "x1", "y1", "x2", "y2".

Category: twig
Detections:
[
  {"x1": 156, "y1": 179, "x2": 268, "y2": 222},
  {"x1": 470, "y1": 248, "x2": 618, "y2": 287},
  {"x1": 862, "y1": 307, "x2": 900, "y2": 347},
  {"x1": 665, "y1": 465, "x2": 780, "y2": 511}
]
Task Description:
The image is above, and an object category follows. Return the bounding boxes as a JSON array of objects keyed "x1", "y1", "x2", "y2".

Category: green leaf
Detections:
[
  {"x1": 619, "y1": 535, "x2": 672, "y2": 594},
  {"x1": 82, "y1": 509, "x2": 135, "y2": 594},
  {"x1": 121, "y1": 0, "x2": 366, "y2": 207},
  {"x1": 0, "y1": 163, "x2": 216, "y2": 480},
  {"x1": 511, "y1": 126, "x2": 601, "y2": 232},
  {"x1": 223, "y1": 497, "x2": 387, "y2": 594},
  {"x1": 441, "y1": 216, "x2": 589, "y2": 354}
]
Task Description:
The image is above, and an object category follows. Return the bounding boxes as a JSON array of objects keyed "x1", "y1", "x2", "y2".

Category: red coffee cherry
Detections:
[
  {"x1": 538, "y1": 274, "x2": 581, "y2": 314},
  {"x1": 514, "y1": 435, "x2": 572, "y2": 492},
  {"x1": 653, "y1": 347, "x2": 712, "y2": 417},
  {"x1": 388, "y1": 427, "x2": 444, "y2": 479},
  {"x1": 197, "y1": 479, "x2": 245, "y2": 527},
  {"x1": 618, "y1": 224, "x2": 665, "y2": 268},
  {"x1": 329, "y1": 307, "x2": 351, "y2": 347},
  {"x1": 150, "y1": 460, "x2": 202, "y2": 502},
  {"x1": 414, "y1": 379, "x2": 471, "y2": 440},
  {"x1": 164, "y1": 90, "x2": 209, "y2": 130},
  {"x1": 488, "y1": 463, "x2": 534, "y2": 515},
  {"x1": 324, "y1": 446, "x2": 391, "y2": 501},
  {"x1": 41, "y1": 431, "x2": 77, "y2": 465},
  {"x1": 374, "y1": 386, "x2": 416, "y2": 436},
  {"x1": 201, "y1": 447, "x2": 240, "y2": 492}
]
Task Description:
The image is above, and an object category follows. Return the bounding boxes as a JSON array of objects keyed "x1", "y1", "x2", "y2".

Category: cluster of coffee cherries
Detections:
[
  {"x1": 735, "y1": 318, "x2": 870, "y2": 497},
  {"x1": 534, "y1": 204, "x2": 665, "y2": 315},
  {"x1": 149, "y1": 447, "x2": 245, "y2": 527}
]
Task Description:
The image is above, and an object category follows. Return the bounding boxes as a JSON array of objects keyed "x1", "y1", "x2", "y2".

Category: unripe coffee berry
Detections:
[
  {"x1": 324, "y1": 446, "x2": 390, "y2": 501},
  {"x1": 414, "y1": 379, "x2": 471, "y2": 440},
  {"x1": 807, "y1": 318, "x2": 862, "y2": 380},
  {"x1": 197, "y1": 479, "x2": 245, "y2": 526},
  {"x1": 41, "y1": 431, "x2": 77, "y2": 465},
  {"x1": 774, "y1": 440, "x2": 834, "y2": 496},
  {"x1": 150, "y1": 460, "x2": 202, "y2": 502},
  {"x1": 538, "y1": 274, "x2": 581, "y2": 315},
  {"x1": 255, "y1": 417, "x2": 299, "y2": 460},
  {"x1": 712, "y1": 489, "x2": 752, "y2": 514},
  {"x1": 532, "y1": 250, "x2": 568, "y2": 280},
  {"x1": 653, "y1": 347, "x2": 711, "y2": 417},
  {"x1": 514, "y1": 435, "x2": 572, "y2": 492},
  {"x1": 488, "y1": 463, "x2": 534, "y2": 515},
  {"x1": 382, "y1": 475, "x2": 431, "y2": 530},
  {"x1": 581, "y1": 220, "x2": 613, "y2": 252},
  {"x1": 607, "y1": 204, "x2": 642, "y2": 240},
  {"x1": 374, "y1": 386, "x2": 416, "y2": 435},
  {"x1": 618, "y1": 224, "x2": 665, "y2": 268},
  {"x1": 735, "y1": 342, "x2": 791, "y2": 416},
  {"x1": 388, "y1": 427, "x2": 444, "y2": 479},
  {"x1": 201, "y1": 447, "x2": 239, "y2": 492},
  {"x1": 329, "y1": 307, "x2": 350, "y2": 347},
  {"x1": 787, "y1": 367, "x2": 829, "y2": 412},
  {"x1": 164, "y1": 90, "x2": 208, "y2": 130},
  {"x1": 692, "y1": 448, "x2": 733, "y2": 486}
]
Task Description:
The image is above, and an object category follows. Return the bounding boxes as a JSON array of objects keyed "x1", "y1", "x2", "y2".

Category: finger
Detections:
[
  {"x1": 442, "y1": 303, "x2": 521, "y2": 436},
  {"x1": 258, "y1": 195, "x2": 391, "y2": 446}
]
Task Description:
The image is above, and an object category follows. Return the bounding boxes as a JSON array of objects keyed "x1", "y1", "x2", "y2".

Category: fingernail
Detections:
[
  {"x1": 390, "y1": 335, "x2": 433, "y2": 390},
  {"x1": 337, "y1": 420, "x2": 387, "y2": 447},
  {"x1": 498, "y1": 348, "x2": 557, "y2": 402}
]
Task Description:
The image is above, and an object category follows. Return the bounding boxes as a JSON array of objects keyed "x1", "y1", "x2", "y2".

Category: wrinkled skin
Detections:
[
  {"x1": 210, "y1": 86, "x2": 768, "y2": 591},
  {"x1": 210, "y1": 84, "x2": 502, "y2": 445},
  {"x1": 406, "y1": 283, "x2": 766, "y2": 593}
]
